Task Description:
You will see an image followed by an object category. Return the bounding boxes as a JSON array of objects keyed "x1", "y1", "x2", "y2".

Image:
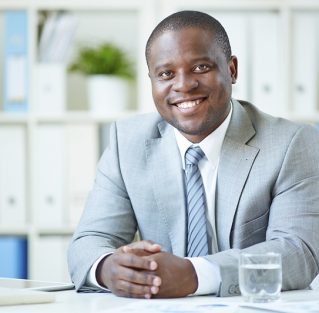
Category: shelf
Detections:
[
  {"x1": 0, "y1": 0, "x2": 319, "y2": 283},
  {"x1": 0, "y1": 225, "x2": 73, "y2": 236},
  {"x1": 2, "y1": 0, "x2": 319, "y2": 11},
  {"x1": 0, "y1": 113, "x2": 29, "y2": 124},
  {"x1": 0, "y1": 228, "x2": 30, "y2": 236},
  {"x1": 0, "y1": 0, "x2": 148, "y2": 10},
  {"x1": 37, "y1": 227, "x2": 75, "y2": 236},
  {"x1": 169, "y1": 0, "x2": 282, "y2": 10},
  {"x1": 289, "y1": 0, "x2": 319, "y2": 9},
  {"x1": 0, "y1": 110, "x2": 139, "y2": 124},
  {"x1": 32, "y1": 110, "x2": 139, "y2": 123}
]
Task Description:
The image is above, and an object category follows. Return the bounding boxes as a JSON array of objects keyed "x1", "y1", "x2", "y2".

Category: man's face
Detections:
[{"x1": 148, "y1": 27, "x2": 237, "y2": 143}]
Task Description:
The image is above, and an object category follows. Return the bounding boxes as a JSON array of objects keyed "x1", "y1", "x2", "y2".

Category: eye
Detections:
[
  {"x1": 193, "y1": 64, "x2": 211, "y2": 73},
  {"x1": 158, "y1": 70, "x2": 173, "y2": 80}
]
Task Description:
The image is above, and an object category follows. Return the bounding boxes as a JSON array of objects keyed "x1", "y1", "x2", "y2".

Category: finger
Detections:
[
  {"x1": 115, "y1": 252, "x2": 158, "y2": 271},
  {"x1": 119, "y1": 266, "x2": 161, "y2": 287},
  {"x1": 123, "y1": 248, "x2": 154, "y2": 257},
  {"x1": 116, "y1": 289, "x2": 147, "y2": 299},
  {"x1": 123, "y1": 240, "x2": 162, "y2": 253},
  {"x1": 116, "y1": 280, "x2": 160, "y2": 298}
]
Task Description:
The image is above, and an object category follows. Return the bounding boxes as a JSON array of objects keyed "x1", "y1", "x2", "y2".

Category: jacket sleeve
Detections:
[
  {"x1": 205, "y1": 125, "x2": 319, "y2": 297},
  {"x1": 67, "y1": 122, "x2": 137, "y2": 291}
]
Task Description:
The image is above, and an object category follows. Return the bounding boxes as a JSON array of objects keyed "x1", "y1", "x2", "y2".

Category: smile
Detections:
[{"x1": 174, "y1": 98, "x2": 205, "y2": 110}]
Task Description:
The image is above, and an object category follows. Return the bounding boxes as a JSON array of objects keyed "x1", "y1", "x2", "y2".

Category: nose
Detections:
[{"x1": 172, "y1": 72, "x2": 199, "y2": 92}]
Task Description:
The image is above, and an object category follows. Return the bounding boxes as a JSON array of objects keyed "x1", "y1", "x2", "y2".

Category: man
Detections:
[{"x1": 68, "y1": 10, "x2": 319, "y2": 299}]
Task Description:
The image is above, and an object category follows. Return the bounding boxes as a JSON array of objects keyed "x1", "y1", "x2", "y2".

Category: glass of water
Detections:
[{"x1": 239, "y1": 252, "x2": 282, "y2": 302}]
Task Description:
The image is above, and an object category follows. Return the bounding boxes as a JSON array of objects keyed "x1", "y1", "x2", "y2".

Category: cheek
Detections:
[
  {"x1": 152, "y1": 82, "x2": 170, "y2": 104},
  {"x1": 209, "y1": 73, "x2": 232, "y2": 97}
]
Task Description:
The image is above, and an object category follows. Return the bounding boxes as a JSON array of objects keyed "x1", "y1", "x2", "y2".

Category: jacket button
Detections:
[{"x1": 228, "y1": 284, "x2": 240, "y2": 294}]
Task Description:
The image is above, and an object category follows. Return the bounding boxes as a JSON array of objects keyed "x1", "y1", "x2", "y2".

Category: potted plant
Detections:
[{"x1": 69, "y1": 43, "x2": 135, "y2": 115}]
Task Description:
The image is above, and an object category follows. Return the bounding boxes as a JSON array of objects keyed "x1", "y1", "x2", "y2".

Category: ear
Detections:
[{"x1": 229, "y1": 56, "x2": 238, "y2": 84}]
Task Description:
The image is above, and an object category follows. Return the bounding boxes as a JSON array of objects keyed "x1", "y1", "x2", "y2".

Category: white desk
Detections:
[{"x1": 2, "y1": 289, "x2": 319, "y2": 313}]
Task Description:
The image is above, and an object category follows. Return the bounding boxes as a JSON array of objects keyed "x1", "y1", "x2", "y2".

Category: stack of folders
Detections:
[
  {"x1": 0, "y1": 278, "x2": 74, "y2": 306},
  {"x1": 0, "y1": 287, "x2": 55, "y2": 306}
]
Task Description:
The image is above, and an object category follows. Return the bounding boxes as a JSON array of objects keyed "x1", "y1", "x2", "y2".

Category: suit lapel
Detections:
[
  {"x1": 216, "y1": 100, "x2": 260, "y2": 251},
  {"x1": 145, "y1": 121, "x2": 187, "y2": 257}
]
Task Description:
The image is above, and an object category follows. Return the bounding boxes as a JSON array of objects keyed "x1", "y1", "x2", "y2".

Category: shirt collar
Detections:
[{"x1": 174, "y1": 101, "x2": 233, "y2": 169}]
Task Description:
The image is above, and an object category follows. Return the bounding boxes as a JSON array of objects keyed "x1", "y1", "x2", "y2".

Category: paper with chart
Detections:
[
  {"x1": 241, "y1": 301, "x2": 319, "y2": 313},
  {"x1": 102, "y1": 300, "x2": 238, "y2": 313}
]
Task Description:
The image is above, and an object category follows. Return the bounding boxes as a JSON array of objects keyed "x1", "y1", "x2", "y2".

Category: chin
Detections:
[
  {"x1": 178, "y1": 120, "x2": 208, "y2": 134},
  {"x1": 178, "y1": 127, "x2": 208, "y2": 139}
]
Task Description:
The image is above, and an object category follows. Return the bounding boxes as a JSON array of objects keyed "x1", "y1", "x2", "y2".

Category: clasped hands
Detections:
[{"x1": 96, "y1": 240, "x2": 198, "y2": 299}]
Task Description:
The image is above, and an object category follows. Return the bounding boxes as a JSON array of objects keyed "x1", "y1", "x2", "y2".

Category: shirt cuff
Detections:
[
  {"x1": 86, "y1": 253, "x2": 113, "y2": 291},
  {"x1": 186, "y1": 257, "x2": 221, "y2": 295}
]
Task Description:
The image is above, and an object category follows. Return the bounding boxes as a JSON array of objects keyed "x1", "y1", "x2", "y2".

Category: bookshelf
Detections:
[{"x1": 0, "y1": 0, "x2": 318, "y2": 283}]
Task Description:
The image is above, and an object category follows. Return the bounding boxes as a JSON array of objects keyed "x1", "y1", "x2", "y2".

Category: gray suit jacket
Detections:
[{"x1": 68, "y1": 99, "x2": 319, "y2": 296}]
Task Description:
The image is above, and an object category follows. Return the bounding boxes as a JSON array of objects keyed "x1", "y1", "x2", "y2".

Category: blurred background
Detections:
[{"x1": 0, "y1": 0, "x2": 318, "y2": 283}]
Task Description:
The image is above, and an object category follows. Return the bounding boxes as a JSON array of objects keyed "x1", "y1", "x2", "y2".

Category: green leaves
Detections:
[{"x1": 69, "y1": 43, "x2": 134, "y2": 79}]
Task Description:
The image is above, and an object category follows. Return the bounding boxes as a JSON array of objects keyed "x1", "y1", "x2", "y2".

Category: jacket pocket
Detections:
[{"x1": 231, "y1": 209, "x2": 269, "y2": 247}]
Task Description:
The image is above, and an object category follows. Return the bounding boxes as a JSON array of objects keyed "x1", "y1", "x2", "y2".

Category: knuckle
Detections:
[
  {"x1": 115, "y1": 289, "x2": 126, "y2": 298},
  {"x1": 110, "y1": 265, "x2": 118, "y2": 277},
  {"x1": 116, "y1": 280, "x2": 127, "y2": 293},
  {"x1": 127, "y1": 282, "x2": 133, "y2": 295},
  {"x1": 112, "y1": 253, "x2": 120, "y2": 263},
  {"x1": 120, "y1": 280, "x2": 135, "y2": 298},
  {"x1": 127, "y1": 253, "x2": 135, "y2": 265},
  {"x1": 147, "y1": 273, "x2": 155, "y2": 285},
  {"x1": 128, "y1": 269, "x2": 136, "y2": 282},
  {"x1": 142, "y1": 272, "x2": 152, "y2": 284},
  {"x1": 145, "y1": 258, "x2": 153, "y2": 267},
  {"x1": 143, "y1": 285, "x2": 151, "y2": 294}
]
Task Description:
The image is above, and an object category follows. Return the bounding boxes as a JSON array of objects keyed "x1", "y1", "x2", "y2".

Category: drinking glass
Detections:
[{"x1": 239, "y1": 252, "x2": 282, "y2": 302}]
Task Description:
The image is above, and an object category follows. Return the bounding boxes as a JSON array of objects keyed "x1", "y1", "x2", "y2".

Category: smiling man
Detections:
[
  {"x1": 147, "y1": 23, "x2": 236, "y2": 143},
  {"x1": 68, "y1": 11, "x2": 319, "y2": 299}
]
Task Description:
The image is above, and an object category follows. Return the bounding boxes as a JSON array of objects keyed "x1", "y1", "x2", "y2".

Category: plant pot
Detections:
[{"x1": 87, "y1": 75, "x2": 131, "y2": 115}]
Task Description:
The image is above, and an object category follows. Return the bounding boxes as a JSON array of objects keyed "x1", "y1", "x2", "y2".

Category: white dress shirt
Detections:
[
  {"x1": 86, "y1": 103, "x2": 233, "y2": 295},
  {"x1": 174, "y1": 103, "x2": 232, "y2": 295}
]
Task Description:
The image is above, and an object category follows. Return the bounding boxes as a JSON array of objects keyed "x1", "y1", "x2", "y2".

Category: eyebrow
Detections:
[
  {"x1": 152, "y1": 56, "x2": 216, "y2": 73},
  {"x1": 153, "y1": 62, "x2": 173, "y2": 73}
]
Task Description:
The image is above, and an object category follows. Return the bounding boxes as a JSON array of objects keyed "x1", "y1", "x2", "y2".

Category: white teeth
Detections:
[{"x1": 176, "y1": 99, "x2": 201, "y2": 109}]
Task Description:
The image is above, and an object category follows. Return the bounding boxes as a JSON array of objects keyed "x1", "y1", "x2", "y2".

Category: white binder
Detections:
[
  {"x1": 292, "y1": 13, "x2": 318, "y2": 117},
  {"x1": 0, "y1": 126, "x2": 26, "y2": 227},
  {"x1": 212, "y1": 12, "x2": 249, "y2": 101},
  {"x1": 32, "y1": 236, "x2": 71, "y2": 282},
  {"x1": 34, "y1": 63, "x2": 66, "y2": 115},
  {"x1": 33, "y1": 125, "x2": 66, "y2": 228},
  {"x1": 251, "y1": 13, "x2": 283, "y2": 117},
  {"x1": 65, "y1": 124, "x2": 98, "y2": 227}
]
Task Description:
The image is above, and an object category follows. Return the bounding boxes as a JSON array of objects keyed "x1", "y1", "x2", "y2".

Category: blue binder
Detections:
[
  {"x1": 3, "y1": 11, "x2": 28, "y2": 112},
  {"x1": 0, "y1": 237, "x2": 28, "y2": 279}
]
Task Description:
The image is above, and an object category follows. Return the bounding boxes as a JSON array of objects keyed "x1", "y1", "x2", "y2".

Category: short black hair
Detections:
[{"x1": 145, "y1": 10, "x2": 232, "y2": 65}]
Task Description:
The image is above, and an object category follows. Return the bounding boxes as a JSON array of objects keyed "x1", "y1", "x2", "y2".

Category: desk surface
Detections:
[{"x1": 2, "y1": 289, "x2": 319, "y2": 313}]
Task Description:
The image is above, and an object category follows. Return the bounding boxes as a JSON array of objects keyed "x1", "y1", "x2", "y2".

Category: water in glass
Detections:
[{"x1": 239, "y1": 253, "x2": 282, "y2": 302}]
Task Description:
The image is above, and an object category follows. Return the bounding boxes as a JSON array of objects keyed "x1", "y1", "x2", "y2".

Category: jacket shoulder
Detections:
[
  {"x1": 236, "y1": 99, "x2": 309, "y2": 135},
  {"x1": 115, "y1": 112, "x2": 163, "y2": 139}
]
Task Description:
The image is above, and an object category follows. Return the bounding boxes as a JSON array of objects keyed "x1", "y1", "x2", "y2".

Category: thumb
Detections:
[{"x1": 123, "y1": 240, "x2": 162, "y2": 253}]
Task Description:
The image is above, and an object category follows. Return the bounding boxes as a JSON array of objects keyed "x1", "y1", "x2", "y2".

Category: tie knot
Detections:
[{"x1": 185, "y1": 146, "x2": 205, "y2": 167}]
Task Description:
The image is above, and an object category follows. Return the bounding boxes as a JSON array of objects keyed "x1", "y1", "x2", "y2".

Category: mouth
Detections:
[{"x1": 171, "y1": 97, "x2": 207, "y2": 110}]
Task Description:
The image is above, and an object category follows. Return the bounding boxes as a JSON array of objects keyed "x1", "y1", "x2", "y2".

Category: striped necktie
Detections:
[{"x1": 185, "y1": 146, "x2": 209, "y2": 257}]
